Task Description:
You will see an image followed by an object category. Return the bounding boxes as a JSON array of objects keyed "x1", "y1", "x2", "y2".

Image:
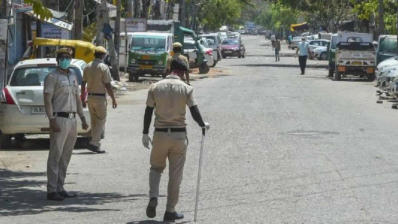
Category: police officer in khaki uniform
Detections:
[
  {"x1": 81, "y1": 46, "x2": 117, "y2": 153},
  {"x1": 44, "y1": 48, "x2": 89, "y2": 201},
  {"x1": 166, "y1": 42, "x2": 190, "y2": 85},
  {"x1": 142, "y1": 59, "x2": 209, "y2": 222}
]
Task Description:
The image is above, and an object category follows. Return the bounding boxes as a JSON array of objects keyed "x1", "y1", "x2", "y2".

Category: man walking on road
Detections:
[
  {"x1": 44, "y1": 48, "x2": 89, "y2": 201},
  {"x1": 142, "y1": 59, "x2": 209, "y2": 222},
  {"x1": 296, "y1": 37, "x2": 312, "y2": 75},
  {"x1": 274, "y1": 37, "x2": 281, "y2": 62},
  {"x1": 81, "y1": 46, "x2": 117, "y2": 153},
  {"x1": 167, "y1": 42, "x2": 190, "y2": 85}
]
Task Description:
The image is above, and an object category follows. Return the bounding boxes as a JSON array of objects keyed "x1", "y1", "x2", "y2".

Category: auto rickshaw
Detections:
[{"x1": 26, "y1": 38, "x2": 96, "y2": 63}]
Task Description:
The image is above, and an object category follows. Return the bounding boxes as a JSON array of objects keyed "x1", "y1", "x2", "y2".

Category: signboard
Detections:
[
  {"x1": 12, "y1": 3, "x2": 33, "y2": 13},
  {"x1": 126, "y1": 18, "x2": 147, "y2": 32},
  {"x1": 41, "y1": 23, "x2": 70, "y2": 39}
]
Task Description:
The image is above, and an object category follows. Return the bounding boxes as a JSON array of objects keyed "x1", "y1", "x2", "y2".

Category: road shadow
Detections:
[
  {"x1": 0, "y1": 137, "x2": 89, "y2": 151},
  {"x1": 231, "y1": 63, "x2": 328, "y2": 69},
  {"x1": 127, "y1": 221, "x2": 191, "y2": 224},
  {"x1": 0, "y1": 168, "x2": 146, "y2": 216}
]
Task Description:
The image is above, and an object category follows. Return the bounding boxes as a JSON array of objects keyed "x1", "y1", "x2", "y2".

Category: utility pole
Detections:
[
  {"x1": 73, "y1": 0, "x2": 83, "y2": 40},
  {"x1": 112, "y1": 0, "x2": 121, "y2": 81},
  {"x1": 378, "y1": 0, "x2": 385, "y2": 38},
  {"x1": 96, "y1": 0, "x2": 107, "y2": 46}
]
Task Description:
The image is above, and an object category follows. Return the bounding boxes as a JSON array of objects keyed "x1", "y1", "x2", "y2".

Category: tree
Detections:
[
  {"x1": 24, "y1": 0, "x2": 52, "y2": 20},
  {"x1": 198, "y1": 0, "x2": 243, "y2": 31}
]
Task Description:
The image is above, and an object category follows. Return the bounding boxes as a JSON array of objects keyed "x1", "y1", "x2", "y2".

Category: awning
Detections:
[
  {"x1": 290, "y1": 22, "x2": 309, "y2": 32},
  {"x1": 24, "y1": 10, "x2": 73, "y2": 31}
]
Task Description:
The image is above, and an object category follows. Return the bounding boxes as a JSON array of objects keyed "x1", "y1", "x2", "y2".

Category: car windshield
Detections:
[
  {"x1": 131, "y1": 36, "x2": 166, "y2": 53},
  {"x1": 337, "y1": 42, "x2": 374, "y2": 51},
  {"x1": 222, "y1": 39, "x2": 239, "y2": 45},
  {"x1": 379, "y1": 37, "x2": 398, "y2": 53},
  {"x1": 10, "y1": 66, "x2": 82, "y2": 86},
  {"x1": 184, "y1": 42, "x2": 197, "y2": 50}
]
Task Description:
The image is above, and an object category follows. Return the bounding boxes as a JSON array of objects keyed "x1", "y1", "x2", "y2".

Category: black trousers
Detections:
[{"x1": 298, "y1": 56, "x2": 308, "y2": 74}]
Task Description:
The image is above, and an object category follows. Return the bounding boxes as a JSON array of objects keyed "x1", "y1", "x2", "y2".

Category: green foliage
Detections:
[
  {"x1": 199, "y1": 0, "x2": 243, "y2": 30},
  {"x1": 24, "y1": 0, "x2": 53, "y2": 21},
  {"x1": 253, "y1": 2, "x2": 298, "y2": 31}
]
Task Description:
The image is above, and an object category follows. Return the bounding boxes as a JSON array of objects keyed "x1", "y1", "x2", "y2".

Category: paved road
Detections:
[{"x1": 2, "y1": 35, "x2": 398, "y2": 224}]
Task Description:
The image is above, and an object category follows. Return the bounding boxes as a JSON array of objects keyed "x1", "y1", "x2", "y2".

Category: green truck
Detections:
[{"x1": 127, "y1": 21, "x2": 208, "y2": 81}]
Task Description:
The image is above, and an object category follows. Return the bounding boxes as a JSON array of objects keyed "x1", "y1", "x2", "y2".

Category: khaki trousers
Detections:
[
  {"x1": 47, "y1": 117, "x2": 77, "y2": 193},
  {"x1": 149, "y1": 131, "x2": 187, "y2": 212},
  {"x1": 88, "y1": 97, "x2": 107, "y2": 147}
]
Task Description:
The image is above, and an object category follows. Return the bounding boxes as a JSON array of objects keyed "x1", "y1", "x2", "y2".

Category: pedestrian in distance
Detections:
[
  {"x1": 275, "y1": 37, "x2": 281, "y2": 62},
  {"x1": 142, "y1": 58, "x2": 210, "y2": 222},
  {"x1": 81, "y1": 46, "x2": 117, "y2": 154},
  {"x1": 167, "y1": 42, "x2": 190, "y2": 85},
  {"x1": 295, "y1": 37, "x2": 313, "y2": 75},
  {"x1": 43, "y1": 48, "x2": 89, "y2": 201}
]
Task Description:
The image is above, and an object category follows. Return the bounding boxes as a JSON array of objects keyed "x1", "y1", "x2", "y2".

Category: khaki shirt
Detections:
[
  {"x1": 44, "y1": 69, "x2": 79, "y2": 113},
  {"x1": 83, "y1": 58, "x2": 112, "y2": 96},
  {"x1": 146, "y1": 75, "x2": 196, "y2": 128},
  {"x1": 166, "y1": 53, "x2": 189, "y2": 72}
]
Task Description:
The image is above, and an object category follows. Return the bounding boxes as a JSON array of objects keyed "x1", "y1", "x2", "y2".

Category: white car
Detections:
[
  {"x1": 308, "y1": 39, "x2": 330, "y2": 58},
  {"x1": 375, "y1": 57, "x2": 398, "y2": 88},
  {"x1": 0, "y1": 58, "x2": 91, "y2": 147},
  {"x1": 313, "y1": 46, "x2": 328, "y2": 60},
  {"x1": 183, "y1": 40, "x2": 214, "y2": 68}
]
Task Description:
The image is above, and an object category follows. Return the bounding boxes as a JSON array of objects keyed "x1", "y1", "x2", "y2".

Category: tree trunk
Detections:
[
  {"x1": 73, "y1": 0, "x2": 83, "y2": 40},
  {"x1": 179, "y1": 0, "x2": 186, "y2": 26}
]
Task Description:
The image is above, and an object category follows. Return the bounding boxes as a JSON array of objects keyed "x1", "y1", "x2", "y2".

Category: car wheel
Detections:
[
  {"x1": 128, "y1": 73, "x2": 139, "y2": 82},
  {"x1": 334, "y1": 71, "x2": 342, "y2": 81},
  {"x1": 0, "y1": 133, "x2": 11, "y2": 149},
  {"x1": 222, "y1": 54, "x2": 226, "y2": 59},
  {"x1": 367, "y1": 73, "x2": 376, "y2": 81},
  {"x1": 320, "y1": 52, "x2": 328, "y2": 60},
  {"x1": 242, "y1": 53, "x2": 245, "y2": 58},
  {"x1": 199, "y1": 63, "x2": 210, "y2": 74}
]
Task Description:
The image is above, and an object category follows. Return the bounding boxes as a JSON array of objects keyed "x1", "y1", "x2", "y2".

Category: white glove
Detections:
[
  {"x1": 142, "y1": 134, "x2": 152, "y2": 149},
  {"x1": 204, "y1": 122, "x2": 210, "y2": 130}
]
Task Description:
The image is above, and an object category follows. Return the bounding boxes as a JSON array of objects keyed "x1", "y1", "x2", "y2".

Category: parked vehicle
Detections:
[
  {"x1": 198, "y1": 38, "x2": 217, "y2": 66},
  {"x1": 0, "y1": 58, "x2": 91, "y2": 147},
  {"x1": 119, "y1": 32, "x2": 134, "y2": 70},
  {"x1": 334, "y1": 41, "x2": 376, "y2": 81},
  {"x1": 24, "y1": 38, "x2": 96, "y2": 63},
  {"x1": 376, "y1": 56, "x2": 398, "y2": 89},
  {"x1": 221, "y1": 38, "x2": 245, "y2": 58},
  {"x1": 313, "y1": 46, "x2": 329, "y2": 60},
  {"x1": 199, "y1": 33, "x2": 222, "y2": 66},
  {"x1": 376, "y1": 35, "x2": 398, "y2": 65},
  {"x1": 308, "y1": 39, "x2": 330, "y2": 59},
  {"x1": 184, "y1": 39, "x2": 214, "y2": 69},
  {"x1": 329, "y1": 32, "x2": 375, "y2": 81},
  {"x1": 289, "y1": 36, "x2": 302, "y2": 49},
  {"x1": 127, "y1": 21, "x2": 209, "y2": 81},
  {"x1": 127, "y1": 32, "x2": 172, "y2": 82}
]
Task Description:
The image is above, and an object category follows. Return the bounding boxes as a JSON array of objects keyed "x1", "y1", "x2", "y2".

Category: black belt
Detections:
[
  {"x1": 54, "y1": 112, "x2": 76, "y2": 118},
  {"x1": 88, "y1": 93, "x2": 106, "y2": 97},
  {"x1": 155, "y1": 128, "x2": 186, "y2": 132}
]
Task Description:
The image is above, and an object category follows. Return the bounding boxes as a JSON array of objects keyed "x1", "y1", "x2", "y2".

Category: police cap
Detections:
[
  {"x1": 173, "y1": 42, "x2": 183, "y2": 48},
  {"x1": 95, "y1": 46, "x2": 107, "y2": 54},
  {"x1": 56, "y1": 48, "x2": 72, "y2": 56}
]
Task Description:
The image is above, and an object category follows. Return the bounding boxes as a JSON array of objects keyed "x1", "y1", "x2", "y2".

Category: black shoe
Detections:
[
  {"x1": 146, "y1": 197, "x2": 158, "y2": 218},
  {"x1": 47, "y1": 192, "x2": 64, "y2": 201},
  {"x1": 163, "y1": 211, "x2": 184, "y2": 222},
  {"x1": 58, "y1": 191, "x2": 77, "y2": 198},
  {"x1": 87, "y1": 144, "x2": 106, "y2": 153}
]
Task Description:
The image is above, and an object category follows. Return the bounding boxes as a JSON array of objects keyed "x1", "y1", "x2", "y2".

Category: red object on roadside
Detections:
[{"x1": 205, "y1": 49, "x2": 212, "y2": 56}]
